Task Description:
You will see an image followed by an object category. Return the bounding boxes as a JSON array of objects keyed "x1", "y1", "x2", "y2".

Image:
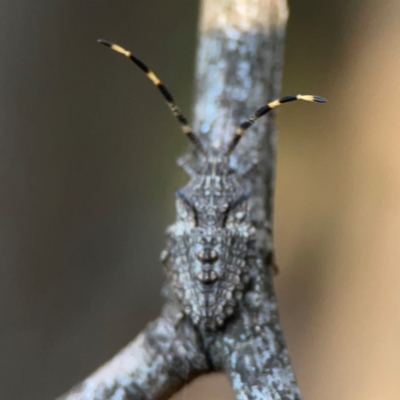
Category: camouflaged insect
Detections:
[
  {"x1": 160, "y1": 152, "x2": 260, "y2": 330},
  {"x1": 98, "y1": 39, "x2": 326, "y2": 331}
]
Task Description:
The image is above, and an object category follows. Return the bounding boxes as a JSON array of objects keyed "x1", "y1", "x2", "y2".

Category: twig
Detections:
[{"x1": 59, "y1": 1, "x2": 303, "y2": 399}]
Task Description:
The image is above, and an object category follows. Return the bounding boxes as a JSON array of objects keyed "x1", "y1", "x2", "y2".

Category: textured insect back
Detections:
[{"x1": 162, "y1": 162, "x2": 260, "y2": 330}]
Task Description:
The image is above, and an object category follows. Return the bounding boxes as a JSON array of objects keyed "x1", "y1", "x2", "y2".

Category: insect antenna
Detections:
[
  {"x1": 98, "y1": 39, "x2": 205, "y2": 155},
  {"x1": 225, "y1": 94, "x2": 327, "y2": 156}
]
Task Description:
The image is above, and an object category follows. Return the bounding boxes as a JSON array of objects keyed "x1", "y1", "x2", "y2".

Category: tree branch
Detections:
[
  {"x1": 59, "y1": 0, "x2": 302, "y2": 399},
  {"x1": 58, "y1": 301, "x2": 209, "y2": 400}
]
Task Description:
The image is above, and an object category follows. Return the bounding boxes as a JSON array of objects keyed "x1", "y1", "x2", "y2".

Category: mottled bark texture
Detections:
[
  {"x1": 59, "y1": 0, "x2": 302, "y2": 399},
  {"x1": 58, "y1": 300, "x2": 210, "y2": 400}
]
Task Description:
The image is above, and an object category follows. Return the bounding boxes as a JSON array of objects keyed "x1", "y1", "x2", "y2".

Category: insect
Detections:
[{"x1": 98, "y1": 39, "x2": 326, "y2": 331}]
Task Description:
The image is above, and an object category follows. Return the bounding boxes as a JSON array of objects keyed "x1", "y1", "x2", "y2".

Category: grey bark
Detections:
[
  {"x1": 58, "y1": 301, "x2": 209, "y2": 400},
  {"x1": 59, "y1": 0, "x2": 302, "y2": 399}
]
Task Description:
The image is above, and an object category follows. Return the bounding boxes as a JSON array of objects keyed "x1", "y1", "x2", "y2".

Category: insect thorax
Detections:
[{"x1": 161, "y1": 155, "x2": 261, "y2": 330}]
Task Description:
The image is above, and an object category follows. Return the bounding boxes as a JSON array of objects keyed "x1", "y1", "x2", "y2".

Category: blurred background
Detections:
[{"x1": 0, "y1": 0, "x2": 399, "y2": 399}]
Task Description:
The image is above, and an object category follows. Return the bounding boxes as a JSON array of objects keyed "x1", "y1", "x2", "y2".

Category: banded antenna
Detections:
[
  {"x1": 98, "y1": 39, "x2": 205, "y2": 155},
  {"x1": 225, "y1": 94, "x2": 327, "y2": 156}
]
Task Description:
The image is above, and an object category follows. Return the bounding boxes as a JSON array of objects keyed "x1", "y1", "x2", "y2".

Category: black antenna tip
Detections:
[
  {"x1": 313, "y1": 96, "x2": 327, "y2": 103},
  {"x1": 97, "y1": 39, "x2": 112, "y2": 48}
]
